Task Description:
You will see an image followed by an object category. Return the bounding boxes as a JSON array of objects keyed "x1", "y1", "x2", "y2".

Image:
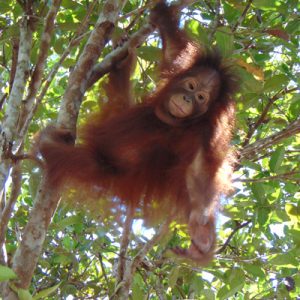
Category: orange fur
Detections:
[{"x1": 38, "y1": 1, "x2": 238, "y2": 264}]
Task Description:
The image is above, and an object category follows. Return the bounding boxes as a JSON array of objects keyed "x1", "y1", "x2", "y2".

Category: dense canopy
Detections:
[{"x1": 0, "y1": 0, "x2": 299, "y2": 299}]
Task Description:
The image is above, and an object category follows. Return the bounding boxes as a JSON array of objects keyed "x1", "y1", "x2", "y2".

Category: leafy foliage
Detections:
[{"x1": 0, "y1": 0, "x2": 299, "y2": 299}]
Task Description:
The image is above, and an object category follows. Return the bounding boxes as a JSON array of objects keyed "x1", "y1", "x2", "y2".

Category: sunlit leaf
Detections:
[
  {"x1": 257, "y1": 207, "x2": 271, "y2": 226},
  {"x1": 251, "y1": 182, "x2": 266, "y2": 202},
  {"x1": 55, "y1": 215, "x2": 83, "y2": 229},
  {"x1": 190, "y1": 274, "x2": 204, "y2": 295},
  {"x1": 264, "y1": 74, "x2": 289, "y2": 93},
  {"x1": 237, "y1": 59, "x2": 264, "y2": 81},
  {"x1": 269, "y1": 146, "x2": 285, "y2": 173},
  {"x1": 0, "y1": 265, "x2": 17, "y2": 282},
  {"x1": 269, "y1": 252, "x2": 298, "y2": 266},
  {"x1": 200, "y1": 289, "x2": 215, "y2": 300},
  {"x1": 243, "y1": 263, "x2": 265, "y2": 278},
  {"x1": 186, "y1": 20, "x2": 209, "y2": 45},
  {"x1": 217, "y1": 269, "x2": 245, "y2": 299},
  {"x1": 0, "y1": 2, "x2": 11, "y2": 12},
  {"x1": 168, "y1": 267, "x2": 180, "y2": 288},
  {"x1": 223, "y1": 2, "x2": 240, "y2": 23},
  {"x1": 237, "y1": 67, "x2": 263, "y2": 93},
  {"x1": 132, "y1": 274, "x2": 144, "y2": 300},
  {"x1": 18, "y1": 289, "x2": 33, "y2": 300},
  {"x1": 253, "y1": 0, "x2": 279, "y2": 10},
  {"x1": 61, "y1": 0, "x2": 81, "y2": 9},
  {"x1": 215, "y1": 27, "x2": 234, "y2": 57},
  {"x1": 33, "y1": 283, "x2": 61, "y2": 300},
  {"x1": 137, "y1": 46, "x2": 161, "y2": 62}
]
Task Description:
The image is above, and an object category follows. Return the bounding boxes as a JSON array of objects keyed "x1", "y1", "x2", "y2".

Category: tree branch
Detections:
[
  {"x1": 57, "y1": 0, "x2": 127, "y2": 130},
  {"x1": 86, "y1": 0, "x2": 196, "y2": 89},
  {"x1": 216, "y1": 220, "x2": 251, "y2": 254},
  {"x1": 116, "y1": 205, "x2": 134, "y2": 283},
  {"x1": 98, "y1": 252, "x2": 110, "y2": 293},
  {"x1": 232, "y1": 0, "x2": 253, "y2": 32},
  {"x1": 241, "y1": 118, "x2": 300, "y2": 160},
  {"x1": 242, "y1": 87, "x2": 298, "y2": 147},
  {"x1": 86, "y1": 22, "x2": 155, "y2": 89},
  {"x1": 9, "y1": 0, "x2": 126, "y2": 292},
  {"x1": 18, "y1": 0, "x2": 61, "y2": 135},
  {"x1": 0, "y1": 163, "x2": 22, "y2": 255},
  {"x1": 112, "y1": 221, "x2": 169, "y2": 300},
  {"x1": 235, "y1": 171, "x2": 300, "y2": 183},
  {"x1": 0, "y1": 16, "x2": 33, "y2": 192},
  {"x1": 19, "y1": 0, "x2": 98, "y2": 138}
]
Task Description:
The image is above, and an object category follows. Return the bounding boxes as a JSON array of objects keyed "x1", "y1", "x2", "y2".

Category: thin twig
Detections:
[
  {"x1": 112, "y1": 221, "x2": 170, "y2": 300},
  {"x1": 0, "y1": 93, "x2": 7, "y2": 111},
  {"x1": 241, "y1": 118, "x2": 300, "y2": 160},
  {"x1": 203, "y1": 0, "x2": 215, "y2": 13},
  {"x1": 86, "y1": 0, "x2": 196, "y2": 88},
  {"x1": 19, "y1": 0, "x2": 97, "y2": 138},
  {"x1": 216, "y1": 220, "x2": 251, "y2": 254},
  {"x1": 116, "y1": 205, "x2": 134, "y2": 283},
  {"x1": 0, "y1": 162, "x2": 22, "y2": 250},
  {"x1": 242, "y1": 87, "x2": 298, "y2": 147},
  {"x1": 235, "y1": 171, "x2": 300, "y2": 183},
  {"x1": 208, "y1": 0, "x2": 221, "y2": 41},
  {"x1": 17, "y1": 0, "x2": 62, "y2": 134},
  {"x1": 232, "y1": 0, "x2": 253, "y2": 32},
  {"x1": 98, "y1": 252, "x2": 110, "y2": 291}
]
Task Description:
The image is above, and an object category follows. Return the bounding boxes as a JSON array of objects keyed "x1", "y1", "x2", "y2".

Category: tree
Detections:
[{"x1": 0, "y1": 0, "x2": 299, "y2": 299}]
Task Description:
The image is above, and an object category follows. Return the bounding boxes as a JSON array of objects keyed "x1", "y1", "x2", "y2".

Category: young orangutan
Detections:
[{"x1": 38, "y1": 1, "x2": 237, "y2": 264}]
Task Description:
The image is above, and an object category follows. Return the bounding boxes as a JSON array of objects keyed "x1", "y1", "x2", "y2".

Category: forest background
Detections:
[{"x1": 0, "y1": 0, "x2": 299, "y2": 299}]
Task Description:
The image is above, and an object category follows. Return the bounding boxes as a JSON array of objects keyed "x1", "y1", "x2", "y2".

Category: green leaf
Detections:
[
  {"x1": 257, "y1": 207, "x2": 271, "y2": 227},
  {"x1": 200, "y1": 289, "x2": 215, "y2": 300},
  {"x1": 186, "y1": 20, "x2": 209, "y2": 45},
  {"x1": 190, "y1": 275, "x2": 204, "y2": 295},
  {"x1": 251, "y1": 182, "x2": 265, "y2": 202},
  {"x1": 132, "y1": 274, "x2": 144, "y2": 300},
  {"x1": 0, "y1": 2, "x2": 11, "y2": 12},
  {"x1": 242, "y1": 160, "x2": 262, "y2": 171},
  {"x1": 62, "y1": 0, "x2": 80, "y2": 9},
  {"x1": 243, "y1": 263, "x2": 265, "y2": 278},
  {"x1": 286, "y1": 19, "x2": 300, "y2": 34},
  {"x1": 264, "y1": 74, "x2": 289, "y2": 93},
  {"x1": 54, "y1": 40, "x2": 65, "y2": 55},
  {"x1": 217, "y1": 269, "x2": 245, "y2": 299},
  {"x1": 33, "y1": 283, "x2": 61, "y2": 300},
  {"x1": 223, "y1": 2, "x2": 240, "y2": 23},
  {"x1": 0, "y1": 265, "x2": 17, "y2": 282},
  {"x1": 269, "y1": 252, "x2": 298, "y2": 266},
  {"x1": 229, "y1": 269, "x2": 245, "y2": 292},
  {"x1": 62, "y1": 58, "x2": 76, "y2": 68},
  {"x1": 237, "y1": 67, "x2": 263, "y2": 93},
  {"x1": 53, "y1": 254, "x2": 74, "y2": 265},
  {"x1": 269, "y1": 146, "x2": 285, "y2": 173},
  {"x1": 289, "y1": 93, "x2": 300, "y2": 118},
  {"x1": 285, "y1": 204, "x2": 299, "y2": 222},
  {"x1": 137, "y1": 46, "x2": 161, "y2": 62},
  {"x1": 285, "y1": 203, "x2": 299, "y2": 216},
  {"x1": 168, "y1": 266, "x2": 180, "y2": 288},
  {"x1": 290, "y1": 229, "x2": 300, "y2": 244},
  {"x1": 62, "y1": 236, "x2": 76, "y2": 251},
  {"x1": 18, "y1": 289, "x2": 33, "y2": 300},
  {"x1": 56, "y1": 215, "x2": 82, "y2": 230},
  {"x1": 215, "y1": 27, "x2": 234, "y2": 57},
  {"x1": 253, "y1": 0, "x2": 279, "y2": 10}
]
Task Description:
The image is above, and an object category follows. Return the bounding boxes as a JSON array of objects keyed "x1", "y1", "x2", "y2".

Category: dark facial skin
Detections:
[{"x1": 165, "y1": 68, "x2": 221, "y2": 120}]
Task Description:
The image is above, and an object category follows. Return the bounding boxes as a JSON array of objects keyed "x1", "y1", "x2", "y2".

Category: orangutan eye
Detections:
[
  {"x1": 183, "y1": 78, "x2": 198, "y2": 91},
  {"x1": 196, "y1": 92, "x2": 208, "y2": 103}
]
